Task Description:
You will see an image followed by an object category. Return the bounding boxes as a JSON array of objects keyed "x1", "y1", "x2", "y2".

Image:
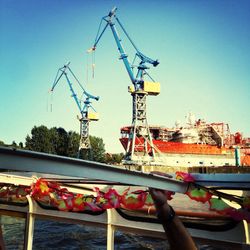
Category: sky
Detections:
[{"x1": 0, "y1": 0, "x2": 249, "y2": 153}]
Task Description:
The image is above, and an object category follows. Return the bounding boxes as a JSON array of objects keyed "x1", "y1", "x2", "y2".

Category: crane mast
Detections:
[
  {"x1": 51, "y1": 62, "x2": 99, "y2": 158},
  {"x1": 91, "y1": 7, "x2": 160, "y2": 165}
]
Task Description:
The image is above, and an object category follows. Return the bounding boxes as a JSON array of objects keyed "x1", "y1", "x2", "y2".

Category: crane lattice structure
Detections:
[
  {"x1": 91, "y1": 7, "x2": 160, "y2": 165},
  {"x1": 51, "y1": 62, "x2": 99, "y2": 158}
]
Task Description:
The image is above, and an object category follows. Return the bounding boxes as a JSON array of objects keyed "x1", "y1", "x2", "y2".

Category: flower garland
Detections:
[
  {"x1": 30, "y1": 179, "x2": 154, "y2": 212},
  {"x1": 0, "y1": 172, "x2": 249, "y2": 223},
  {"x1": 175, "y1": 171, "x2": 250, "y2": 223}
]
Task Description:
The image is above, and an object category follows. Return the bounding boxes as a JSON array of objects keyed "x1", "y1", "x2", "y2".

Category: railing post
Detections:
[
  {"x1": 24, "y1": 196, "x2": 35, "y2": 250},
  {"x1": 107, "y1": 209, "x2": 115, "y2": 250}
]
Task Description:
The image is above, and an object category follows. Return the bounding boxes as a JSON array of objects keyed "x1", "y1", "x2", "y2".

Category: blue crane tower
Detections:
[
  {"x1": 90, "y1": 7, "x2": 160, "y2": 165},
  {"x1": 51, "y1": 62, "x2": 99, "y2": 157}
]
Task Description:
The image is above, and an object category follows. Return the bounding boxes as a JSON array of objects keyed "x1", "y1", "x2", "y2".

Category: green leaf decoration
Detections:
[{"x1": 209, "y1": 198, "x2": 231, "y2": 212}]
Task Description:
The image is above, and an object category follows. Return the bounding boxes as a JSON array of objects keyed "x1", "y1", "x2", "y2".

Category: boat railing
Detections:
[
  {"x1": 0, "y1": 173, "x2": 249, "y2": 250},
  {"x1": 0, "y1": 147, "x2": 249, "y2": 249}
]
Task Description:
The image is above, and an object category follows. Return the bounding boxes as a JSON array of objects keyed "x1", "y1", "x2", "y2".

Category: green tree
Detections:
[
  {"x1": 90, "y1": 135, "x2": 106, "y2": 162},
  {"x1": 25, "y1": 125, "x2": 106, "y2": 163},
  {"x1": 66, "y1": 131, "x2": 80, "y2": 158},
  {"x1": 47, "y1": 127, "x2": 69, "y2": 156},
  {"x1": 80, "y1": 135, "x2": 106, "y2": 162},
  {"x1": 0, "y1": 140, "x2": 24, "y2": 148},
  {"x1": 26, "y1": 126, "x2": 70, "y2": 155},
  {"x1": 25, "y1": 125, "x2": 53, "y2": 153},
  {"x1": 49, "y1": 127, "x2": 59, "y2": 154},
  {"x1": 105, "y1": 153, "x2": 124, "y2": 164}
]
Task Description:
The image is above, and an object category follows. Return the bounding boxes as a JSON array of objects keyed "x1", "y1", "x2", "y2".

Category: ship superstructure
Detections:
[{"x1": 120, "y1": 114, "x2": 250, "y2": 167}]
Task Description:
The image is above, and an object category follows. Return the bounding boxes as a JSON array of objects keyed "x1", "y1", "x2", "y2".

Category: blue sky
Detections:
[{"x1": 0, "y1": 0, "x2": 249, "y2": 153}]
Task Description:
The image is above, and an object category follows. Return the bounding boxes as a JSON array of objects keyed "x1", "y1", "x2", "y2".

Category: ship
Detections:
[{"x1": 120, "y1": 113, "x2": 250, "y2": 167}]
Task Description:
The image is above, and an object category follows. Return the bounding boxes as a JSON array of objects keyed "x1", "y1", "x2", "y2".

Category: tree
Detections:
[
  {"x1": 105, "y1": 153, "x2": 124, "y2": 164},
  {"x1": 25, "y1": 126, "x2": 69, "y2": 155},
  {"x1": 80, "y1": 135, "x2": 106, "y2": 163},
  {"x1": 66, "y1": 131, "x2": 80, "y2": 158},
  {"x1": 53, "y1": 127, "x2": 68, "y2": 156},
  {"x1": 49, "y1": 127, "x2": 59, "y2": 155},
  {"x1": 90, "y1": 136, "x2": 106, "y2": 162},
  {"x1": 25, "y1": 125, "x2": 107, "y2": 163},
  {"x1": 25, "y1": 125, "x2": 54, "y2": 153},
  {"x1": 0, "y1": 140, "x2": 24, "y2": 148}
]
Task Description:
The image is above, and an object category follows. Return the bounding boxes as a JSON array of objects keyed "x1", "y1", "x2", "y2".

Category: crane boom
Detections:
[
  {"x1": 91, "y1": 7, "x2": 161, "y2": 165},
  {"x1": 92, "y1": 7, "x2": 159, "y2": 92},
  {"x1": 51, "y1": 62, "x2": 99, "y2": 117},
  {"x1": 51, "y1": 62, "x2": 99, "y2": 155}
]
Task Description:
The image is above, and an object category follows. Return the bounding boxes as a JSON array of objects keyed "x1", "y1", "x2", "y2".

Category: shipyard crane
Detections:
[
  {"x1": 90, "y1": 7, "x2": 160, "y2": 165},
  {"x1": 51, "y1": 62, "x2": 99, "y2": 158}
]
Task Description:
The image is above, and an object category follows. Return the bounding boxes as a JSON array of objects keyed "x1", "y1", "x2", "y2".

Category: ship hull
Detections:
[
  {"x1": 120, "y1": 138, "x2": 250, "y2": 166},
  {"x1": 120, "y1": 137, "x2": 234, "y2": 155}
]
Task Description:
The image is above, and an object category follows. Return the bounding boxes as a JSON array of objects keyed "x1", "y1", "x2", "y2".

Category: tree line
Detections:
[{"x1": 0, "y1": 125, "x2": 124, "y2": 164}]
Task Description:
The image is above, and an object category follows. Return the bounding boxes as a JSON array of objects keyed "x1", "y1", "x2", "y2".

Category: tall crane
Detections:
[
  {"x1": 90, "y1": 7, "x2": 160, "y2": 165},
  {"x1": 51, "y1": 62, "x2": 99, "y2": 158}
]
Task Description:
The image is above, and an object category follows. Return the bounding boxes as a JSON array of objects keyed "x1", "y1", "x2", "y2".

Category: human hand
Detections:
[
  {"x1": 149, "y1": 171, "x2": 175, "y2": 205},
  {"x1": 149, "y1": 188, "x2": 169, "y2": 207}
]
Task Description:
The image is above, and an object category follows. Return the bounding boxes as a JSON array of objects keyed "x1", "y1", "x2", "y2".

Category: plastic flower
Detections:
[
  {"x1": 186, "y1": 188, "x2": 212, "y2": 203},
  {"x1": 175, "y1": 171, "x2": 195, "y2": 182},
  {"x1": 93, "y1": 187, "x2": 110, "y2": 209},
  {"x1": 72, "y1": 194, "x2": 85, "y2": 211},
  {"x1": 31, "y1": 179, "x2": 50, "y2": 196},
  {"x1": 209, "y1": 197, "x2": 234, "y2": 214},
  {"x1": 144, "y1": 193, "x2": 154, "y2": 206},
  {"x1": 83, "y1": 195, "x2": 102, "y2": 211},
  {"x1": 103, "y1": 188, "x2": 121, "y2": 208},
  {"x1": 121, "y1": 191, "x2": 147, "y2": 210},
  {"x1": 56, "y1": 199, "x2": 69, "y2": 211}
]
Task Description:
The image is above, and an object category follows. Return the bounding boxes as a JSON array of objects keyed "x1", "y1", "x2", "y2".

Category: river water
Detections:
[
  {"x1": 1, "y1": 214, "x2": 244, "y2": 250},
  {"x1": 1, "y1": 216, "x2": 169, "y2": 249}
]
